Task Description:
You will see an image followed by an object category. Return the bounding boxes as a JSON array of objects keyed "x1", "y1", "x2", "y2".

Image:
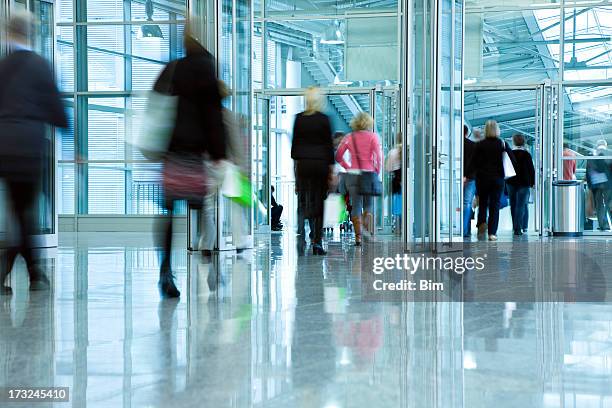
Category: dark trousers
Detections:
[
  {"x1": 158, "y1": 198, "x2": 202, "y2": 273},
  {"x1": 592, "y1": 187, "x2": 610, "y2": 230},
  {"x1": 476, "y1": 178, "x2": 505, "y2": 235},
  {"x1": 271, "y1": 205, "x2": 283, "y2": 227},
  {"x1": 2, "y1": 180, "x2": 37, "y2": 280},
  {"x1": 507, "y1": 184, "x2": 530, "y2": 233}
]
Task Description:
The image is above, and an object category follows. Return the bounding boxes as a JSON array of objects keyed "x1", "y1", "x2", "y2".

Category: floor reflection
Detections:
[{"x1": 0, "y1": 233, "x2": 611, "y2": 407}]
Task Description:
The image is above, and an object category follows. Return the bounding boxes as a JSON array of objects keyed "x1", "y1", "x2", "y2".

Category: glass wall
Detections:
[
  {"x1": 56, "y1": 0, "x2": 186, "y2": 215},
  {"x1": 465, "y1": 1, "x2": 612, "y2": 235}
]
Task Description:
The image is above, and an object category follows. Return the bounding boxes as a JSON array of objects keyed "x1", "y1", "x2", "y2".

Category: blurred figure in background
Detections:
[
  {"x1": 0, "y1": 11, "x2": 67, "y2": 295},
  {"x1": 563, "y1": 144, "x2": 577, "y2": 181},
  {"x1": 156, "y1": 31, "x2": 226, "y2": 297},
  {"x1": 270, "y1": 186, "x2": 283, "y2": 231},
  {"x1": 291, "y1": 87, "x2": 334, "y2": 255},
  {"x1": 336, "y1": 112, "x2": 383, "y2": 246},
  {"x1": 385, "y1": 132, "x2": 403, "y2": 234},
  {"x1": 506, "y1": 134, "x2": 535, "y2": 236},
  {"x1": 586, "y1": 139, "x2": 611, "y2": 231}
]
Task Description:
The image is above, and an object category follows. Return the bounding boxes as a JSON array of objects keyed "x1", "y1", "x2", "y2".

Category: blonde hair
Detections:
[
  {"x1": 304, "y1": 87, "x2": 324, "y2": 114},
  {"x1": 350, "y1": 112, "x2": 374, "y2": 132},
  {"x1": 484, "y1": 120, "x2": 500, "y2": 139}
]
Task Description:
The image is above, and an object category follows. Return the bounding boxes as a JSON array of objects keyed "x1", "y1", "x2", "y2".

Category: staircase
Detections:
[{"x1": 301, "y1": 58, "x2": 370, "y2": 127}]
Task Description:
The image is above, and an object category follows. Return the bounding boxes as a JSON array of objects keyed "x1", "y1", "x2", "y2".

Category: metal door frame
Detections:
[
  {"x1": 464, "y1": 82, "x2": 556, "y2": 236},
  {"x1": 253, "y1": 85, "x2": 400, "y2": 234}
]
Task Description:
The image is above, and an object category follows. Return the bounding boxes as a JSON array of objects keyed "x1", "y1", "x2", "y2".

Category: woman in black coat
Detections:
[
  {"x1": 156, "y1": 34, "x2": 226, "y2": 297},
  {"x1": 466, "y1": 120, "x2": 516, "y2": 241},
  {"x1": 0, "y1": 12, "x2": 68, "y2": 294},
  {"x1": 291, "y1": 87, "x2": 334, "y2": 255}
]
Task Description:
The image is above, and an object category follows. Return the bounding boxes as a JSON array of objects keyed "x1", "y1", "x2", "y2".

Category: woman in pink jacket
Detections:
[{"x1": 335, "y1": 112, "x2": 383, "y2": 245}]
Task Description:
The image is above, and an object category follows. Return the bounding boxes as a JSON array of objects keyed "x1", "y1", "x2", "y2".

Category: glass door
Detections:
[
  {"x1": 464, "y1": 85, "x2": 546, "y2": 236},
  {"x1": 253, "y1": 94, "x2": 270, "y2": 232},
  {"x1": 0, "y1": 0, "x2": 57, "y2": 248},
  {"x1": 432, "y1": 0, "x2": 463, "y2": 252},
  {"x1": 374, "y1": 87, "x2": 401, "y2": 235},
  {"x1": 31, "y1": 0, "x2": 57, "y2": 247}
]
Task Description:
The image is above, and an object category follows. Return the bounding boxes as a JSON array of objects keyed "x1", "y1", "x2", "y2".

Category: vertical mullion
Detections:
[
  {"x1": 124, "y1": 0, "x2": 132, "y2": 215},
  {"x1": 75, "y1": 0, "x2": 88, "y2": 214}
]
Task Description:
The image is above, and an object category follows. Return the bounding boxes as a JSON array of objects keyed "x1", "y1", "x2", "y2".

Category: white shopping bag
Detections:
[{"x1": 501, "y1": 140, "x2": 516, "y2": 179}]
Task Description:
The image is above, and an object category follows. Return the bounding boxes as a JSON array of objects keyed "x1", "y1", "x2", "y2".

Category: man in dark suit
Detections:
[{"x1": 0, "y1": 11, "x2": 67, "y2": 295}]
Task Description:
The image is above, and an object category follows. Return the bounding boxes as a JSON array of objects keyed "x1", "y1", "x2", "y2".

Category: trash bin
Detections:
[{"x1": 553, "y1": 180, "x2": 584, "y2": 236}]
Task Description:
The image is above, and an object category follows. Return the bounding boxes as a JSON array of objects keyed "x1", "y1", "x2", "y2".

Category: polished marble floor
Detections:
[{"x1": 1, "y1": 231, "x2": 612, "y2": 407}]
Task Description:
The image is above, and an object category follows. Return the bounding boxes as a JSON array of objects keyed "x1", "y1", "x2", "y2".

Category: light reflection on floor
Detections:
[{"x1": 0, "y1": 232, "x2": 611, "y2": 407}]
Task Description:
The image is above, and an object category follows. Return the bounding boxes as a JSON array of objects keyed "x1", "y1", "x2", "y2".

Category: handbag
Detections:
[
  {"x1": 163, "y1": 154, "x2": 207, "y2": 202},
  {"x1": 349, "y1": 133, "x2": 382, "y2": 196},
  {"x1": 501, "y1": 139, "x2": 517, "y2": 179},
  {"x1": 499, "y1": 189, "x2": 509, "y2": 209},
  {"x1": 135, "y1": 62, "x2": 178, "y2": 160}
]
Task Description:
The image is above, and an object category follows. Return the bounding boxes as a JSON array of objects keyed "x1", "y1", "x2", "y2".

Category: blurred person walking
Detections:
[
  {"x1": 586, "y1": 140, "x2": 611, "y2": 231},
  {"x1": 466, "y1": 120, "x2": 515, "y2": 241},
  {"x1": 563, "y1": 144, "x2": 577, "y2": 181},
  {"x1": 0, "y1": 12, "x2": 67, "y2": 295},
  {"x1": 336, "y1": 112, "x2": 383, "y2": 246},
  {"x1": 155, "y1": 32, "x2": 226, "y2": 297},
  {"x1": 506, "y1": 134, "x2": 535, "y2": 236},
  {"x1": 291, "y1": 87, "x2": 334, "y2": 255},
  {"x1": 385, "y1": 132, "x2": 403, "y2": 234}
]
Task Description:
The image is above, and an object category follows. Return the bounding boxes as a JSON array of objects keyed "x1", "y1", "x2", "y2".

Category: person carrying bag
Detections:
[{"x1": 335, "y1": 112, "x2": 383, "y2": 245}]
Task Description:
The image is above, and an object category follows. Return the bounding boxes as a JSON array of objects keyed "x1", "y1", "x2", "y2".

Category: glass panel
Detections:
[
  {"x1": 88, "y1": 98, "x2": 126, "y2": 161},
  {"x1": 563, "y1": 6, "x2": 612, "y2": 81},
  {"x1": 57, "y1": 0, "x2": 73, "y2": 22},
  {"x1": 465, "y1": 89, "x2": 539, "y2": 233},
  {"x1": 32, "y1": 0, "x2": 54, "y2": 60},
  {"x1": 88, "y1": 164, "x2": 126, "y2": 214},
  {"x1": 87, "y1": 0, "x2": 124, "y2": 21},
  {"x1": 572, "y1": 158, "x2": 610, "y2": 231},
  {"x1": 263, "y1": 17, "x2": 398, "y2": 88},
  {"x1": 58, "y1": 99, "x2": 75, "y2": 161},
  {"x1": 375, "y1": 90, "x2": 400, "y2": 234},
  {"x1": 57, "y1": 27, "x2": 74, "y2": 92},
  {"x1": 264, "y1": 0, "x2": 398, "y2": 17},
  {"x1": 128, "y1": 163, "x2": 165, "y2": 215},
  {"x1": 87, "y1": 26, "x2": 125, "y2": 91},
  {"x1": 464, "y1": 8, "x2": 561, "y2": 84},
  {"x1": 563, "y1": 86, "x2": 612, "y2": 157},
  {"x1": 131, "y1": 0, "x2": 170, "y2": 20},
  {"x1": 410, "y1": 0, "x2": 433, "y2": 242},
  {"x1": 464, "y1": 90, "x2": 537, "y2": 140},
  {"x1": 253, "y1": 97, "x2": 270, "y2": 228},
  {"x1": 58, "y1": 163, "x2": 75, "y2": 215}
]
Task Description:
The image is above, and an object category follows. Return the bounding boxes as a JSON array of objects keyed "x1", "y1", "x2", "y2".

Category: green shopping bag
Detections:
[{"x1": 221, "y1": 163, "x2": 252, "y2": 207}]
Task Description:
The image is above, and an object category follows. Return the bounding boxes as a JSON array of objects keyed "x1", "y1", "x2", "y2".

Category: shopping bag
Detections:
[
  {"x1": 324, "y1": 193, "x2": 346, "y2": 228},
  {"x1": 499, "y1": 187, "x2": 509, "y2": 209},
  {"x1": 220, "y1": 162, "x2": 252, "y2": 207},
  {"x1": 133, "y1": 91, "x2": 177, "y2": 160},
  {"x1": 501, "y1": 140, "x2": 516, "y2": 179},
  {"x1": 221, "y1": 162, "x2": 242, "y2": 197},
  {"x1": 585, "y1": 188, "x2": 595, "y2": 219}
]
